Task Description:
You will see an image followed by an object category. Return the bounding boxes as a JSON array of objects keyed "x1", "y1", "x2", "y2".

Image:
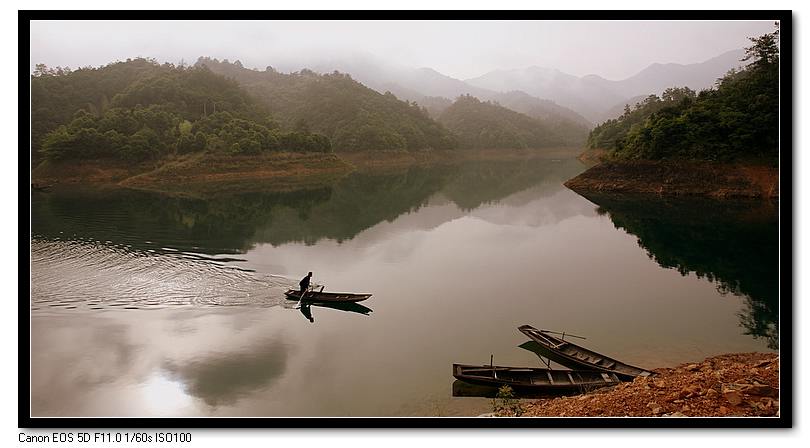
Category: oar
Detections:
[
  {"x1": 294, "y1": 286, "x2": 310, "y2": 309},
  {"x1": 540, "y1": 329, "x2": 587, "y2": 340}
]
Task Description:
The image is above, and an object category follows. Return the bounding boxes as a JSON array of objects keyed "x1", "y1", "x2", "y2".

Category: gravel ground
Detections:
[{"x1": 510, "y1": 352, "x2": 779, "y2": 417}]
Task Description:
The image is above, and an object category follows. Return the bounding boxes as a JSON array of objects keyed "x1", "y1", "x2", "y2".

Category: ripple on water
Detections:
[{"x1": 30, "y1": 239, "x2": 291, "y2": 313}]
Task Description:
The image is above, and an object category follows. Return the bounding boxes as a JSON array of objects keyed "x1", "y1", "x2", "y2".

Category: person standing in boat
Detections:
[{"x1": 299, "y1": 271, "x2": 313, "y2": 296}]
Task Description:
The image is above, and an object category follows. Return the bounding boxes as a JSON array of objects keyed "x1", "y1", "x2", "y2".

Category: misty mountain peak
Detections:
[
  {"x1": 415, "y1": 67, "x2": 443, "y2": 75},
  {"x1": 462, "y1": 47, "x2": 749, "y2": 123}
]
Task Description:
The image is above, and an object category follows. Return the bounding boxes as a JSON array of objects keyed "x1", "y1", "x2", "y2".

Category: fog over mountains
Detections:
[
  {"x1": 467, "y1": 49, "x2": 746, "y2": 122},
  {"x1": 31, "y1": 20, "x2": 771, "y2": 131},
  {"x1": 297, "y1": 48, "x2": 747, "y2": 126},
  {"x1": 30, "y1": 43, "x2": 753, "y2": 162}
]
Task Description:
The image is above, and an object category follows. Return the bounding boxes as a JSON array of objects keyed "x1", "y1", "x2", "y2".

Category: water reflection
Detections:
[
  {"x1": 297, "y1": 302, "x2": 374, "y2": 323},
  {"x1": 31, "y1": 158, "x2": 586, "y2": 255},
  {"x1": 163, "y1": 337, "x2": 289, "y2": 407},
  {"x1": 30, "y1": 238, "x2": 290, "y2": 311},
  {"x1": 30, "y1": 156, "x2": 780, "y2": 417},
  {"x1": 451, "y1": 379, "x2": 571, "y2": 399},
  {"x1": 518, "y1": 340, "x2": 580, "y2": 369},
  {"x1": 577, "y1": 193, "x2": 779, "y2": 349},
  {"x1": 451, "y1": 380, "x2": 501, "y2": 399},
  {"x1": 31, "y1": 309, "x2": 297, "y2": 416}
]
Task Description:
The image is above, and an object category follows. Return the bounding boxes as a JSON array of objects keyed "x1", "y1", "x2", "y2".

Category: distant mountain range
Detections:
[
  {"x1": 303, "y1": 57, "x2": 593, "y2": 128},
  {"x1": 301, "y1": 49, "x2": 747, "y2": 125},
  {"x1": 200, "y1": 58, "x2": 588, "y2": 149},
  {"x1": 466, "y1": 49, "x2": 747, "y2": 123},
  {"x1": 31, "y1": 48, "x2": 749, "y2": 162}
]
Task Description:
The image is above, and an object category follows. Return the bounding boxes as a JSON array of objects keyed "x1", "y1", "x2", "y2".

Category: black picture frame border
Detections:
[{"x1": 20, "y1": 8, "x2": 793, "y2": 430}]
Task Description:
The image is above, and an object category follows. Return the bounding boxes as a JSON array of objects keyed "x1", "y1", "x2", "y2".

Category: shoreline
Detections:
[
  {"x1": 31, "y1": 147, "x2": 585, "y2": 195},
  {"x1": 490, "y1": 352, "x2": 779, "y2": 418},
  {"x1": 564, "y1": 160, "x2": 778, "y2": 199}
]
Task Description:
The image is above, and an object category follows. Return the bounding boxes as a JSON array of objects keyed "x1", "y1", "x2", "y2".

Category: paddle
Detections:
[
  {"x1": 540, "y1": 329, "x2": 587, "y2": 341},
  {"x1": 294, "y1": 286, "x2": 310, "y2": 309}
]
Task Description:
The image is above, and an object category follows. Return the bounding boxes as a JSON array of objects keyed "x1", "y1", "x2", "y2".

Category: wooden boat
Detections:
[
  {"x1": 31, "y1": 182, "x2": 53, "y2": 192},
  {"x1": 284, "y1": 289, "x2": 371, "y2": 303},
  {"x1": 518, "y1": 325, "x2": 655, "y2": 380},
  {"x1": 453, "y1": 364, "x2": 621, "y2": 394}
]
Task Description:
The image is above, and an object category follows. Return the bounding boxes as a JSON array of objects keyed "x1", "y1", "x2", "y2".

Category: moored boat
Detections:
[
  {"x1": 453, "y1": 363, "x2": 621, "y2": 394},
  {"x1": 284, "y1": 289, "x2": 371, "y2": 303},
  {"x1": 518, "y1": 325, "x2": 655, "y2": 380}
]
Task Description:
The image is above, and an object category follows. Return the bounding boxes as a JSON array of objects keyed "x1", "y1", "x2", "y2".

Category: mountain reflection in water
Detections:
[
  {"x1": 580, "y1": 193, "x2": 779, "y2": 349},
  {"x1": 32, "y1": 158, "x2": 586, "y2": 255}
]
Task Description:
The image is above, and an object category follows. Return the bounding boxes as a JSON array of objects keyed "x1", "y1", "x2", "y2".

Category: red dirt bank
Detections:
[
  {"x1": 512, "y1": 352, "x2": 779, "y2": 417},
  {"x1": 564, "y1": 160, "x2": 778, "y2": 199}
]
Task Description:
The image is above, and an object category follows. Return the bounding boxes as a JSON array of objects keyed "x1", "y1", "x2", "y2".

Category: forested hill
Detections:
[
  {"x1": 31, "y1": 58, "x2": 331, "y2": 162},
  {"x1": 437, "y1": 95, "x2": 567, "y2": 150},
  {"x1": 586, "y1": 29, "x2": 779, "y2": 163},
  {"x1": 31, "y1": 58, "x2": 165, "y2": 161},
  {"x1": 31, "y1": 56, "x2": 588, "y2": 164},
  {"x1": 489, "y1": 91, "x2": 591, "y2": 146},
  {"x1": 587, "y1": 87, "x2": 698, "y2": 151},
  {"x1": 196, "y1": 57, "x2": 458, "y2": 152}
]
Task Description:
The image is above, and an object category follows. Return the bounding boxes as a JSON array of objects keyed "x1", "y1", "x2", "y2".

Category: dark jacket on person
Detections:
[{"x1": 299, "y1": 275, "x2": 311, "y2": 292}]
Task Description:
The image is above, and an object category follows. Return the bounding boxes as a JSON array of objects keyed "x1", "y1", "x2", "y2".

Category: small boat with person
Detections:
[
  {"x1": 453, "y1": 363, "x2": 621, "y2": 394},
  {"x1": 284, "y1": 289, "x2": 372, "y2": 304},
  {"x1": 518, "y1": 325, "x2": 655, "y2": 380}
]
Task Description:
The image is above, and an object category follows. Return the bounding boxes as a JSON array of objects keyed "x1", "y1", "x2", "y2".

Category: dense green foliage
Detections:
[
  {"x1": 197, "y1": 58, "x2": 458, "y2": 152},
  {"x1": 32, "y1": 59, "x2": 331, "y2": 162},
  {"x1": 587, "y1": 88, "x2": 697, "y2": 150},
  {"x1": 587, "y1": 29, "x2": 779, "y2": 162},
  {"x1": 438, "y1": 95, "x2": 566, "y2": 150},
  {"x1": 32, "y1": 57, "x2": 591, "y2": 161},
  {"x1": 415, "y1": 96, "x2": 453, "y2": 119},
  {"x1": 489, "y1": 91, "x2": 592, "y2": 147},
  {"x1": 31, "y1": 58, "x2": 166, "y2": 161}
]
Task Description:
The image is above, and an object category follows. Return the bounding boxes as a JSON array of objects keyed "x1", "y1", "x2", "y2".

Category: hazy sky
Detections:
[{"x1": 29, "y1": 20, "x2": 776, "y2": 80}]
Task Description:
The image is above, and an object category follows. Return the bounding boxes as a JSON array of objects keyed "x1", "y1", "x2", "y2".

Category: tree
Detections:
[
  {"x1": 661, "y1": 87, "x2": 696, "y2": 103},
  {"x1": 33, "y1": 64, "x2": 50, "y2": 77},
  {"x1": 34, "y1": 58, "x2": 340, "y2": 162},
  {"x1": 195, "y1": 57, "x2": 458, "y2": 152},
  {"x1": 743, "y1": 24, "x2": 780, "y2": 69},
  {"x1": 587, "y1": 28, "x2": 779, "y2": 163}
]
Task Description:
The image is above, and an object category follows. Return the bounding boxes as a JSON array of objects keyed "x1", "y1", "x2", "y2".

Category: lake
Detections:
[{"x1": 29, "y1": 157, "x2": 779, "y2": 417}]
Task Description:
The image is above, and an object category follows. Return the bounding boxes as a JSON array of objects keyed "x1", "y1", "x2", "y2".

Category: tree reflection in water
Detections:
[
  {"x1": 32, "y1": 158, "x2": 585, "y2": 255},
  {"x1": 581, "y1": 193, "x2": 778, "y2": 349}
]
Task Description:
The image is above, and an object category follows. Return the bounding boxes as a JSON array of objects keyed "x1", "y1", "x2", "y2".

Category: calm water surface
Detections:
[{"x1": 30, "y1": 158, "x2": 778, "y2": 416}]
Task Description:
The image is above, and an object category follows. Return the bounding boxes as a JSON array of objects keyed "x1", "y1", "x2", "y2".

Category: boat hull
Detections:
[
  {"x1": 284, "y1": 289, "x2": 371, "y2": 303},
  {"x1": 453, "y1": 364, "x2": 620, "y2": 394},
  {"x1": 518, "y1": 325, "x2": 655, "y2": 380}
]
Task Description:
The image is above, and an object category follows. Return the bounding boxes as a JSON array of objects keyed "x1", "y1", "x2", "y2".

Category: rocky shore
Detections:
[
  {"x1": 564, "y1": 160, "x2": 778, "y2": 199},
  {"x1": 507, "y1": 352, "x2": 779, "y2": 417}
]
